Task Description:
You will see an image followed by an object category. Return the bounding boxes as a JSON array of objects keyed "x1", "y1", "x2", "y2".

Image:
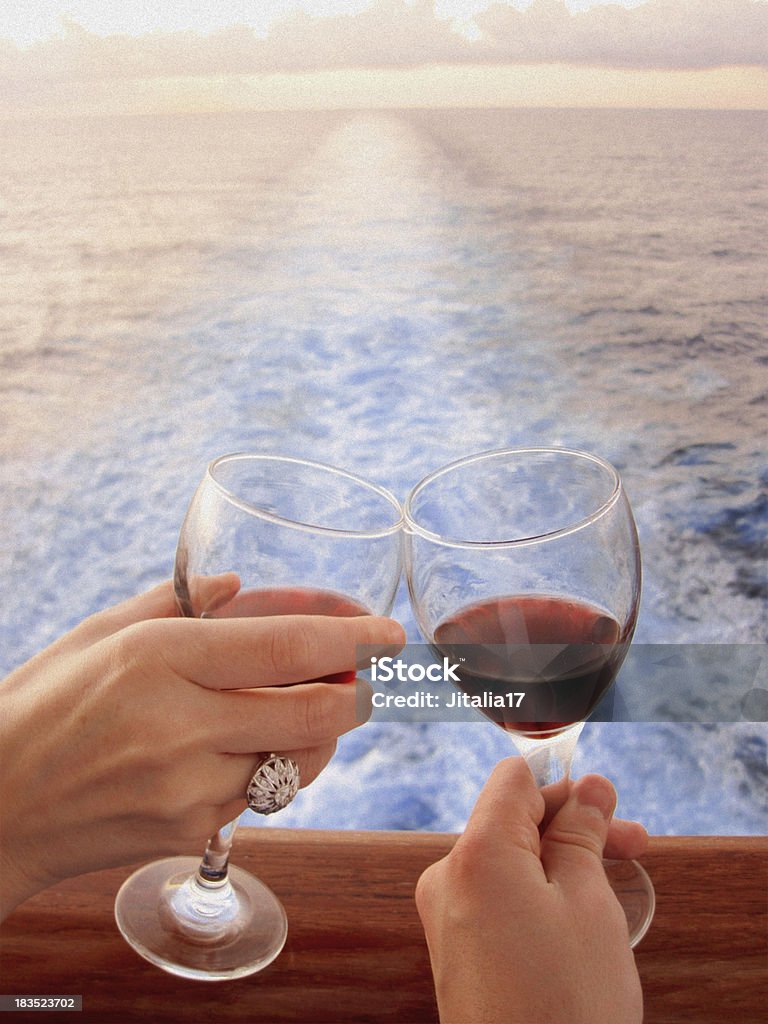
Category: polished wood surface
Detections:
[{"x1": 1, "y1": 831, "x2": 766, "y2": 1023}]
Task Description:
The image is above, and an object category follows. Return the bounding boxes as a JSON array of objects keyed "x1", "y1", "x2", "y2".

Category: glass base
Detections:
[
  {"x1": 603, "y1": 858, "x2": 655, "y2": 948},
  {"x1": 114, "y1": 856, "x2": 288, "y2": 981}
]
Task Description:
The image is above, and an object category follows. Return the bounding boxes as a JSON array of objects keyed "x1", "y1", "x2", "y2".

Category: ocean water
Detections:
[{"x1": 0, "y1": 107, "x2": 765, "y2": 835}]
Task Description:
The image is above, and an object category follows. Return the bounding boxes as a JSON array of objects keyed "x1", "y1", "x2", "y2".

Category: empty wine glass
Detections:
[
  {"x1": 115, "y1": 453, "x2": 403, "y2": 980},
  {"x1": 404, "y1": 446, "x2": 654, "y2": 947}
]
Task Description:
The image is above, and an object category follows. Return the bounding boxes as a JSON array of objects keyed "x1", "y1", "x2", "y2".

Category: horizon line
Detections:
[{"x1": 2, "y1": 103, "x2": 767, "y2": 124}]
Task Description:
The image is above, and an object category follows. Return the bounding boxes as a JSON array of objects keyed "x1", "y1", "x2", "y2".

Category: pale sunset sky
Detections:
[{"x1": 1, "y1": 0, "x2": 766, "y2": 117}]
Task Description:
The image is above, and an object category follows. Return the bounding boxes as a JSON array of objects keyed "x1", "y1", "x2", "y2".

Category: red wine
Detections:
[
  {"x1": 204, "y1": 585, "x2": 370, "y2": 683},
  {"x1": 207, "y1": 585, "x2": 370, "y2": 620},
  {"x1": 432, "y1": 594, "x2": 631, "y2": 737}
]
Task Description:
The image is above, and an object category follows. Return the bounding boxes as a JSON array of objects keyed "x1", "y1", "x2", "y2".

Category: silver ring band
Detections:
[{"x1": 246, "y1": 753, "x2": 300, "y2": 815}]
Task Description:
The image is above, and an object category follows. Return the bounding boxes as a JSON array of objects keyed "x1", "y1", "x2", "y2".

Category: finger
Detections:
[
  {"x1": 604, "y1": 817, "x2": 649, "y2": 861},
  {"x1": 206, "y1": 677, "x2": 373, "y2": 754},
  {"x1": 539, "y1": 776, "x2": 571, "y2": 832},
  {"x1": 541, "y1": 777, "x2": 648, "y2": 862},
  {"x1": 147, "y1": 613, "x2": 405, "y2": 690},
  {"x1": 455, "y1": 757, "x2": 546, "y2": 882},
  {"x1": 207, "y1": 739, "x2": 339, "y2": 811},
  {"x1": 540, "y1": 773, "x2": 616, "y2": 889},
  {"x1": 280, "y1": 739, "x2": 338, "y2": 789},
  {"x1": 151, "y1": 740, "x2": 339, "y2": 847}
]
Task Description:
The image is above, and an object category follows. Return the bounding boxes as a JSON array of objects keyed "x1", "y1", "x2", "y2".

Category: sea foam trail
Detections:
[{"x1": 0, "y1": 108, "x2": 765, "y2": 834}]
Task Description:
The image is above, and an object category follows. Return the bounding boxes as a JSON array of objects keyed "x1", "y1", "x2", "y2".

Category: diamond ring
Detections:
[{"x1": 245, "y1": 753, "x2": 300, "y2": 815}]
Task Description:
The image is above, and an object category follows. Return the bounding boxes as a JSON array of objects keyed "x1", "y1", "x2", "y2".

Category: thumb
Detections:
[
  {"x1": 73, "y1": 574, "x2": 241, "y2": 646},
  {"x1": 540, "y1": 774, "x2": 616, "y2": 890}
]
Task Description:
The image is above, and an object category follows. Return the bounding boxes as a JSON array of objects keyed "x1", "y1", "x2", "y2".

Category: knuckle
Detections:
[
  {"x1": 100, "y1": 624, "x2": 139, "y2": 677},
  {"x1": 106, "y1": 618, "x2": 163, "y2": 677},
  {"x1": 414, "y1": 863, "x2": 441, "y2": 914},
  {"x1": 107, "y1": 619, "x2": 194, "y2": 696},
  {"x1": 445, "y1": 834, "x2": 487, "y2": 886},
  {"x1": 75, "y1": 605, "x2": 115, "y2": 640},
  {"x1": 265, "y1": 620, "x2": 317, "y2": 680},
  {"x1": 297, "y1": 685, "x2": 347, "y2": 743},
  {"x1": 544, "y1": 824, "x2": 604, "y2": 858},
  {"x1": 457, "y1": 820, "x2": 534, "y2": 867}
]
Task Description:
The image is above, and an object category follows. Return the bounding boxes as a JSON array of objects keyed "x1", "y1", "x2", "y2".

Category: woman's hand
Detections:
[
  {"x1": 0, "y1": 580, "x2": 404, "y2": 921},
  {"x1": 415, "y1": 757, "x2": 645, "y2": 1024}
]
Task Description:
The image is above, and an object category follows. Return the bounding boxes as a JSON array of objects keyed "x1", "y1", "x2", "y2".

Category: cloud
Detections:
[
  {"x1": 474, "y1": 0, "x2": 768, "y2": 69},
  {"x1": 0, "y1": 0, "x2": 766, "y2": 90},
  {"x1": 0, "y1": 2, "x2": 461, "y2": 80}
]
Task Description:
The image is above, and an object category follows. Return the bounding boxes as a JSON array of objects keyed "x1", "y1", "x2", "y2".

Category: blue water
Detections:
[{"x1": 0, "y1": 108, "x2": 765, "y2": 834}]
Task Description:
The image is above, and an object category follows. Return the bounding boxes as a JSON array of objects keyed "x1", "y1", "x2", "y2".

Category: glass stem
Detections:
[
  {"x1": 510, "y1": 722, "x2": 585, "y2": 788},
  {"x1": 197, "y1": 816, "x2": 240, "y2": 886}
]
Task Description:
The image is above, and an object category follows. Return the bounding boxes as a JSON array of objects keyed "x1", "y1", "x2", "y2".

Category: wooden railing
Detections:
[{"x1": 1, "y1": 831, "x2": 766, "y2": 1022}]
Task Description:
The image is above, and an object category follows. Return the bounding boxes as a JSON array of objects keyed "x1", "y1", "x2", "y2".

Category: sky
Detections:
[{"x1": 0, "y1": 0, "x2": 766, "y2": 116}]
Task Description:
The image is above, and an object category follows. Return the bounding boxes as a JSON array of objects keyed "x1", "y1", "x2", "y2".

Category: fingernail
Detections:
[
  {"x1": 311, "y1": 670, "x2": 357, "y2": 684},
  {"x1": 576, "y1": 776, "x2": 617, "y2": 821}
]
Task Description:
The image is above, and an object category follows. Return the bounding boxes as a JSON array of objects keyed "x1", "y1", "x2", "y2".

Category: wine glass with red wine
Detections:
[
  {"x1": 115, "y1": 453, "x2": 403, "y2": 980},
  {"x1": 404, "y1": 446, "x2": 654, "y2": 946}
]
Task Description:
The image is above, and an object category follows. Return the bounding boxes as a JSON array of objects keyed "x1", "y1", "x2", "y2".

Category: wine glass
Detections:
[
  {"x1": 115, "y1": 453, "x2": 403, "y2": 980},
  {"x1": 403, "y1": 446, "x2": 654, "y2": 947}
]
